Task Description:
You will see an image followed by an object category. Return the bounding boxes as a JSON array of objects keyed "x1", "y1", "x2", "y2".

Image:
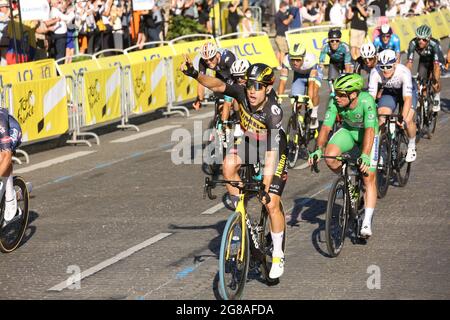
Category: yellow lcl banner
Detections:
[
  {"x1": 57, "y1": 59, "x2": 101, "y2": 77},
  {"x1": 218, "y1": 35, "x2": 279, "y2": 68},
  {"x1": 126, "y1": 45, "x2": 175, "y2": 63},
  {"x1": 11, "y1": 76, "x2": 68, "y2": 142},
  {"x1": 0, "y1": 59, "x2": 56, "y2": 84},
  {"x1": 83, "y1": 67, "x2": 121, "y2": 126},
  {"x1": 130, "y1": 58, "x2": 167, "y2": 114}
]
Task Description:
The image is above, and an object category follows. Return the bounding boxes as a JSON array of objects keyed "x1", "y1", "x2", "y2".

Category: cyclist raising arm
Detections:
[
  {"x1": 406, "y1": 25, "x2": 445, "y2": 112},
  {"x1": 195, "y1": 42, "x2": 237, "y2": 122},
  {"x1": 308, "y1": 74, "x2": 379, "y2": 238},
  {"x1": 278, "y1": 43, "x2": 323, "y2": 129},
  {"x1": 181, "y1": 56, "x2": 288, "y2": 280}
]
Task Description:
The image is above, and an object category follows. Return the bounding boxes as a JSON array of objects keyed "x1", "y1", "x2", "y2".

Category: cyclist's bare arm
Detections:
[
  {"x1": 221, "y1": 101, "x2": 231, "y2": 122},
  {"x1": 278, "y1": 68, "x2": 289, "y2": 95},
  {"x1": 345, "y1": 63, "x2": 353, "y2": 73},
  {"x1": 196, "y1": 73, "x2": 227, "y2": 94},
  {"x1": 405, "y1": 60, "x2": 413, "y2": 71}
]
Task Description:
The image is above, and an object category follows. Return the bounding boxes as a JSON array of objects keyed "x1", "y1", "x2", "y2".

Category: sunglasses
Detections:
[
  {"x1": 290, "y1": 57, "x2": 304, "y2": 62},
  {"x1": 364, "y1": 57, "x2": 376, "y2": 62},
  {"x1": 330, "y1": 39, "x2": 340, "y2": 43},
  {"x1": 206, "y1": 56, "x2": 216, "y2": 62},
  {"x1": 234, "y1": 75, "x2": 246, "y2": 81},
  {"x1": 246, "y1": 81, "x2": 266, "y2": 91},
  {"x1": 335, "y1": 91, "x2": 348, "y2": 98},
  {"x1": 418, "y1": 38, "x2": 429, "y2": 43},
  {"x1": 381, "y1": 34, "x2": 391, "y2": 38},
  {"x1": 379, "y1": 64, "x2": 394, "y2": 71}
]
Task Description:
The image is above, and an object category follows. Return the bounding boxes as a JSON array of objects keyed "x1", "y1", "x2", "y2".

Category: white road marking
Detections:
[
  {"x1": 294, "y1": 162, "x2": 310, "y2": 170},
  {"x1": 201, "y1": 202, "x2": 225, "y2": 215},
  {"x1": 190, "y1": 111, "x2": 215, "y2": 120},
  {"x1": 48, "y1": 233, "x2": 172, "y2": 292},
  {"x1": 15, "y1": 151, "x2": 96, "y2": 174},
  {"x1": 110, "y1": 125, "x2": 181, "y2": 143}
]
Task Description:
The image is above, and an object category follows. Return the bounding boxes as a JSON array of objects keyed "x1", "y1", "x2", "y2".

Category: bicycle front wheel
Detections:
[
  {"x1": 286, "y1": 116, "x2": 300, "y2": 168},
  {"x1": 218, "y1": 212, "x2": 250, "y2": 300},
  {"x1": 395, "y1": 132, "x2": 411, "y2": 187},
  {"x1": 0, "y1": 176, "x2": 30, "y2": 253},
  {"x1": 376, "y1": 131, "x2": 392, "y2": 199},
  {"x1": 325, "y1": 176, "x2": 349, "y2": 257}
]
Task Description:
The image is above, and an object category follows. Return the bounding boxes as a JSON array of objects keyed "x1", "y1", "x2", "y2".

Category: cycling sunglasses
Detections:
[
  {"x1": 379, "y1": 64, "x2": 394, "y2": 71},
  {"x1": 418, "y1": 37, "x2": 429, "y2": 43},
  {"x1": 234, "y1": 75, "x2": 246, "y2": 81},
  {"x1": 364, "y1": 57, "x2": 376, "y2": 62},
  {"x1": 329, "y1": 39, "x2": 340, "y2": 43},
  {"x1": 335, "y1": 91, "x2": 349, "y2": 98},
  {"x1": 246, "y1": 81, "x2": 266, "y2": 91},
  {"x1": 290, "y1": 57, "x2": 304, "y2": 61},
  {"x1": 381, "y1": 34, "x2": 391, "y2": 38}
]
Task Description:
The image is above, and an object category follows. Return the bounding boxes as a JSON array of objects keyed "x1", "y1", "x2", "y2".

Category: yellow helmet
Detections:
[{"x1": 289, "y1": 43, "x2": 306, "y2": 59}]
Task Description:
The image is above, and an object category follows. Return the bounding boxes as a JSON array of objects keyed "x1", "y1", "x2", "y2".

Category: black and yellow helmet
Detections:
[{"x1": 246, "y1": 63, "x2": 275, "y2": 86}]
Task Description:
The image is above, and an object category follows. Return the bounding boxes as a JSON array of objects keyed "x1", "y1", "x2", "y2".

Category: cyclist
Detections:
[
  {"x1": 230, "y1": 59, "x2": 250, "y2": 87},
  {"x1": 406, "y1": 25, "x2": 444, "y2": 112},
  {"x1": 0, "y1": 108, "x2": 22, "y2": 226},
  {"x1": 181, "y1": 57, "x2": 288, "y2": 279},
  {"x1": 278, "y1": 42, "x2": 323, "y2": 129},
  {"x1": 373, "y1": 24, "x2": 401, "y2": 61},
  {"x1": 354, "y1": 42, "x2": 378, "y2": 85},
  {"x1": 195, "y1": 41, "x2": 237, "y2": 121},
  {"x1": 369, "y1": 49, "x2": 418, "y2": 162},
  {"x1": 308, "y1": 73, "x2": 379, "y2": 238},
  {"x1": 319, "y1": 28, "x2": 353, "y2": 88}
]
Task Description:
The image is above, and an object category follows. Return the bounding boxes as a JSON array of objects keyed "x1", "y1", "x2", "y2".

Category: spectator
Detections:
[
  {"x1": 50, "y1": 0, "x2": 74, "y2": 63},
  {"x1": 99, "y1": 0, "x2": 113, "y2": 54},
  {"x1": 183, "y1": 0, "x2": 196, "y2": 19},
  {"x1": 275, "y1": 1, "x2": 294, "y2": 69},
  {"x1": 330, "y1": 0, "x2": 347, "y2": 26},
  {"x1": 241, "y1": 8, "x2": 254, "y2": 33},
  {"x1": 347, "y1": 0, "x2": 370, "y2": 60},
  {"x1": 325, "y1": 0, "x2": 335, "y2": 21},
  {"x1": 141, "y1": 1, "x2": 163, "y2": 47},
  {"x1": 301, "y1": 0, "x2": 322, "y2": 26},
  {"x1": 227, "y1": 1, "x2": 241, "y2": 34},
  {"x1": 64, "y1": 0, "x2": 76, "y2": 64},
  {"x1": 0, "y1": 0, "x2": 9, "y2": 65},
  {"x1": 289, "y1": 0, "x2": 302, "y2": 29},
  {"x1": 110, "y1": 0, "x2": 124, "y2": 50},
  {"x1": 197, "y1": 1, "x2": 210, "y2": 30}
]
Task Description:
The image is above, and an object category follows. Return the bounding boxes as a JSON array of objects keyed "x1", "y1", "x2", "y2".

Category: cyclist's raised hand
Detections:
[
  {"x1": 193, "y1": 96, "x2": 202, "y2": 110},
  {"x1": 358, "y1": 153, "x2": 370, "y2": 174},
  {"x1": 181, "y1": 54, "x2": 199, "y2": 79}
]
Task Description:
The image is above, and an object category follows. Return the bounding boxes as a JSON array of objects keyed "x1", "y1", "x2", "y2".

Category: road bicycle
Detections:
[
  {"x1": 415, "y1": 77, "x2": 438, "y2": 141},
  {"x1": 204, "y1": 164, "x2": 286, "y2": 300},
  {"x1": 0, "y1": 176, "x2": 30, "y2": 253}
]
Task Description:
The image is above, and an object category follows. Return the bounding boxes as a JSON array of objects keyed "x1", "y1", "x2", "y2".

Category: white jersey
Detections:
[
  {"x1": 282, "y1": 52, "x2": 318, "y2": 75},
  {"x1": 368, "y1": 64, "x2": 413, "y2": 98}
]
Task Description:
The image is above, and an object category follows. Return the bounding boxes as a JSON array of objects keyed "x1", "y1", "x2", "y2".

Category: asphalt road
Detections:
[{"x1": 0, "y1": 54, "x2": 449, "y2": 300}]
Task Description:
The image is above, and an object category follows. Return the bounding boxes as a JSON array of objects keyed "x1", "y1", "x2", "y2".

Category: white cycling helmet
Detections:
[
  {"x1": 230, "y1": 59, "x2": 250, "y2": 77},
  {"x1": 380, "y1": 24, "x2": 393, "y2": 35},
  {"x1": 360, "y1": 42, "x2": 377, "y2": 59},
  {"x1": 200, "y1": 41, "x2": 218, "y2": 60},
  {"x1": 378, "y1": 49, "x2": 397, "y2": 66}
]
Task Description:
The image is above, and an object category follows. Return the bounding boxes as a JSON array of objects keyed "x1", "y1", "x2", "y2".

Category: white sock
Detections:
[
  {"x1": 5, "y1": 175, "x2": 14, "y2": 201},
  {"x1": 311, "y1": 106, "x2": 319, "y2": 118},
  {"x1": 434, "y1": 92, "x2": 440, "y2": 101},
  {"x1": 271, "y1": 231, "x2": 284, "y2": 258},
  {"x1": 408, "y1": 137, "x2": 416, "y2": 149},
  {"x1": 363, "y1": 208, "x2": 374, "y2": 226}
]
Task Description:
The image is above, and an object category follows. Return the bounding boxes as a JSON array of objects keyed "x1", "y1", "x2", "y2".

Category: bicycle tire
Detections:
[
  {"x1": 395, "y1": 131, "x2": 411, "y2": 187},
  {"x1": 259, "y1": 202, "x2": 286, "y2": 285},
  {"x1": 415, "y1": 100, "x2": 424, "y2": 143},
  {"x1": 286, "y1": 116, "x2": 300, "y2": 169},
  {"x1": 218, "y1": 212, "x2": 250, "y2": 300},
  {"x1": 0, "y1": 176, "x2": 30, "y2": 253},
  {"x1": 325, "y1": 176, "x2": 349, "y2": 257},
  {"x1": 376, "y1": 131, "x2": 392, "y2": 199},
  {"x1": 430, "y1": 110, "x2": 438, "y2": 136}
]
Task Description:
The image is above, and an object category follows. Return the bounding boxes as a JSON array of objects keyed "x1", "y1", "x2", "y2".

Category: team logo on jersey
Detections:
[
  {"x1": 271, "y1": 105, "x2": 281, "y2": 115},
  {"x1": 356, "y1": 113, "x2": 362, "y2": 119},
  {"x1": 368, "y1": 114, "x2": 375, "y2": 120}
]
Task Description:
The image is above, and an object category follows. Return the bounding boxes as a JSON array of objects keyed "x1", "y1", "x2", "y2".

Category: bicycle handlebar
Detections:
[
  {"x1": 203, "y1": 177, "x2": 270, "y2": 204},
  {"x1": 320, "y1": 155, "x2": 369, "y2": 177}
]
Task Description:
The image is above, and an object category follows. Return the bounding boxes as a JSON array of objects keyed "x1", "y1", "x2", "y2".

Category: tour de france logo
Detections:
[
  {"x1": 18, "y1": 90, "x2": 35, "y2": 124},
  {"x1": 134, "y1": 70, "x2": 146, "y2": 99},
  {"x1": 87, "y1": 79, "x2": 101, "y2": 108}
]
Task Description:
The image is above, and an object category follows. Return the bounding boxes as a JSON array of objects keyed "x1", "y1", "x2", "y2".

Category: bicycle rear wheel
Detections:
[
  {"x1": 395, "y1": 132, "x2": 411, "y2": 187},
  {"x1": 376, "y1": 131, "x2": 392, "y2": 199},
  {"x1": 218, "y1": 212, "x2": 250, "y2": 300},
  {"x1": 325, "y1": 176, "x2": 349, "y2": 257},
  {"x1": 415, "y1": 101, "x2": 424, "y2": 143},
  {"x1": 259, "y1": 202, "x2": 286, "y2": 285},
  {"x1": 430, "y1": 110, "x2": 438, "y2": 136},
  {"x1": 0, "y1": 176, "x2": 30, "y2": 253},
  {"x1": 286, "y1": 116, "x2": 300, "y2": 168}
]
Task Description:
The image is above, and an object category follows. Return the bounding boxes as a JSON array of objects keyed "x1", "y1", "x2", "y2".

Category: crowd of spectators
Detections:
[{"x1": 0, "y1": 0, "x2": 447, "y2": 65}]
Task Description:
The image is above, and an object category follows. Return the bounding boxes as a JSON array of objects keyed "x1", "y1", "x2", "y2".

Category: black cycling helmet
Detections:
[
  {"x1": 328, "y1": 28, "x2": 342, "y2": 40},
  {"x1": 246, "y1": 63, "x2": 275, "y2": 86}
]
